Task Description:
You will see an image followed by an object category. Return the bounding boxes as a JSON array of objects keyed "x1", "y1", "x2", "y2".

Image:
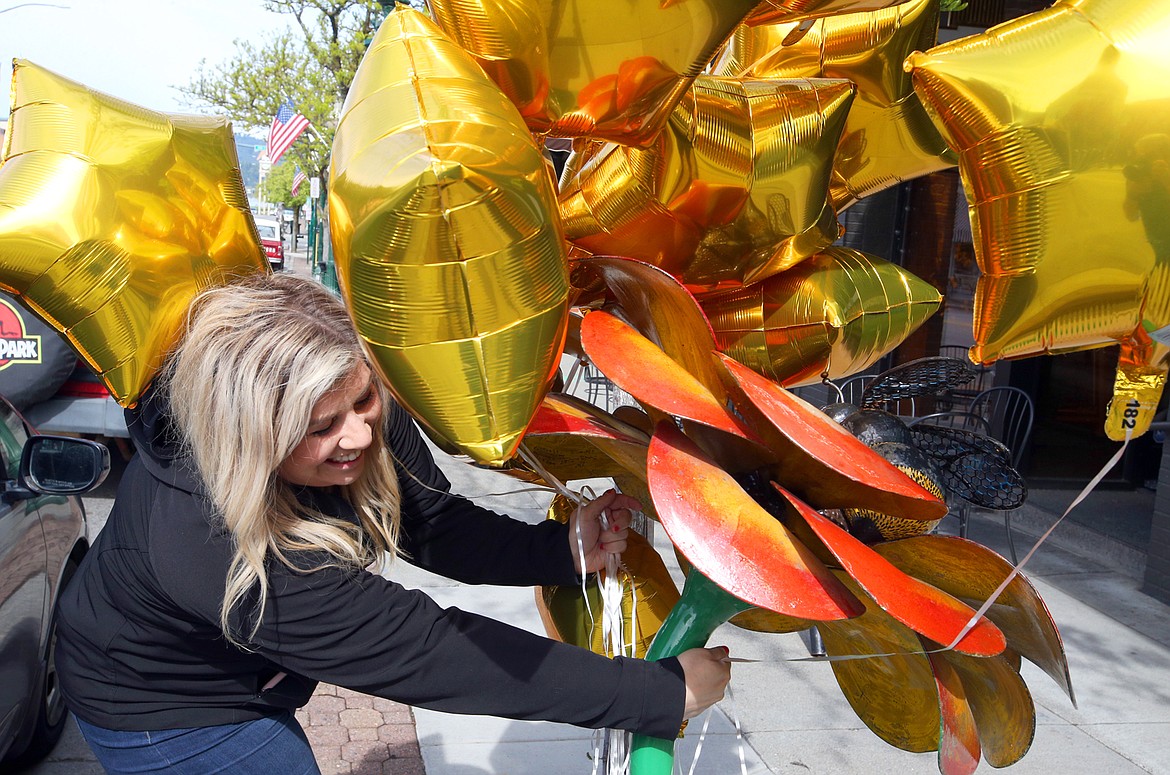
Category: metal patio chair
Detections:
[
  {"x1": 970, "y1": 386, "x2": 1035, "y2": 562},
  {"x1": 909, "y1": 411, "x2": 993, "y2": 537}
]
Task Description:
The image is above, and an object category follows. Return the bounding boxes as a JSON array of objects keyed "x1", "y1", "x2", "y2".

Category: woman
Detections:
[{"x1": 55, "y1": 273, "x2": 730, "y2": 774}]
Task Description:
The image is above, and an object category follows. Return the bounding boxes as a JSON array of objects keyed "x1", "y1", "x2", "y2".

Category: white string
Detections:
[
  {"x1": 724, "y1": 686, "x2": 749, "y2": 775},
  {"x1": 684, "y1": 709, "x2": 715, "y2": 775},
  {"x1": 565, "y1": 356, "x2": 585, "y2": 394},
  {"x1": 516, "y1": 443, "x2": 636, "y2": 774},
  {"x1": 678, "y1": 683, "x2": 748, "y2": 775},
  {"x1": 944, "y1": 431, "x2": 1131, "y2": 651}
]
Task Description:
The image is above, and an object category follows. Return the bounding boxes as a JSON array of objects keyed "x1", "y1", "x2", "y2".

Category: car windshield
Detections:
[{"x1": 256, "y1": 224, "x2": 278, "y2": 240}]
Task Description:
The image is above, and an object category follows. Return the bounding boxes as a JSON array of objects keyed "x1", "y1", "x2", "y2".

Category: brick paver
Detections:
[{"x1": 296, "y1": 684, "x2": 425, "y2": 775}]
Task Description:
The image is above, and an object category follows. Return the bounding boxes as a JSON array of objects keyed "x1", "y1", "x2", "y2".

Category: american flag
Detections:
[
  {"x1": 267, "y1": 100, "x2": 310, "y2": 166},
  {"x1": 292, "y1": 167, "x2": 307, "y2": 196}
]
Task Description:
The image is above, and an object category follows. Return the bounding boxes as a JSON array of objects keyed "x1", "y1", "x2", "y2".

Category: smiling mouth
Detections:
[{"x1": 329, "y1": 450, "x2": 362, "y2": 465}]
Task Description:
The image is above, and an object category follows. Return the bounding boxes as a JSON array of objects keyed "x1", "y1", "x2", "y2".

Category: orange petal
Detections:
[
  {"x1": 580, "y1": 256, "x2": 728, "y2": 398},
  {"x1": 777, "y1": 485, "x2": 1006, "y2": 656},
  {"x1": 926, "y1": 649, "x2": 982, "y2": 775},
  {"x1": 647, "y1": 421, "x2": 862, "y2": 620},
  {"x1": 582, "y1": 310, "x2": 756, "y2": 440},
  {"x1": 718, "y1": 353, "x2": 947, "y2": 520}
]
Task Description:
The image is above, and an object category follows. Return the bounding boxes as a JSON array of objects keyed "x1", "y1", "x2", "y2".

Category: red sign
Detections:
[{"x1": 0, "y1": 299, "x2": 42, "y2": 371}]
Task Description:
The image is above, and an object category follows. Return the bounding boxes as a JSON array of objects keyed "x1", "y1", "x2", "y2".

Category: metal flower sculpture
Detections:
[{"x1": 520, "y1": 257, "x2": 1072, "y2": 775}]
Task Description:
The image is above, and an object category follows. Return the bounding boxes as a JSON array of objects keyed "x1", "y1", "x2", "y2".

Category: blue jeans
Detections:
[{"x1": 75, "y1": 711, "x2": 321, "y2": 774}]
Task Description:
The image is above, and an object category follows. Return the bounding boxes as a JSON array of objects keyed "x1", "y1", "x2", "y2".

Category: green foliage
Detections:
[
  {"x1": 182, "y1": 1, "x2": 388, "y2": 179},
  {"x1": 940, "y1": 0, "x2": 968, "y2": 11},
  {"x1": 261, "y1": 161, "x2": 309, "y2": 211}
]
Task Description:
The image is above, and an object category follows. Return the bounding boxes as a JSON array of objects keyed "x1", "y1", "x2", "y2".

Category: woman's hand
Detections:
[
  {"x1": 676, "y1": 647, "x2": 732, "y2": 720},
  {"x1": 566, "y1": 489, "x2": 641, "y2": 575}
]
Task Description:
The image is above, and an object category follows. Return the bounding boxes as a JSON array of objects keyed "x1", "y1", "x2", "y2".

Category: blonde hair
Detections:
[{"x1": 162, "y1": 273, "x2": 401, "y2": 646}]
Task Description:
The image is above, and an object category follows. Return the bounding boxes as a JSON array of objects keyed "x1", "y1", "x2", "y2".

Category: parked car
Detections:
[
  {"x1": 21, "y1": 361, "x2": 130, "y2": 441},
  {"x1": 0, "y1": 395, "x2": 110, "y2": 765},
  {"x1": 254, "y1": 216, "x2": 285, "y2": 271}
]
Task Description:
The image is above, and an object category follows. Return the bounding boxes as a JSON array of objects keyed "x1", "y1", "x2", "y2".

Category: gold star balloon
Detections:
[
  {"x1": 712, "y1": 0, "x2": 956, "y2": 210},
  {"x1": 559, "y1": 76, "x2": 855, "y2": 296},
  {"x1": 427, "y1": 0, "x2": 761, "y2": 146},
  {"x1": 907, "y1": 0, "x2": 1170, "y2": 440},
  {"x1": 0, "y1": 60, "x2": 268, "y2": 406},
  {"x1": 701, "y1": 246, "x2": 942, "y2": 386},
  {"x1": 329, "y1": 7, "x2": 570, "y2": 466}
]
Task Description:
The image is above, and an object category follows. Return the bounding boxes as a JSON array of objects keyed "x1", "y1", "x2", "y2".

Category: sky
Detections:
[{"x1": 0, "y1": 0, "x2": 293, "y2": 125}]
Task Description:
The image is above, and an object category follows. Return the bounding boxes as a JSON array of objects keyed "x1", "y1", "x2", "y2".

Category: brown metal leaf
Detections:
[
  {"x1": 941, "y1": 650, "x2": 1037, "y2": 768},
  {"x1": 818, "y1": 573, "x2": 940, "y2": 753},
  {"x1": 874, "y1": 535, "x2": 1074, "y2": 703},
  {"x1": 727, "y1": 607, "x2": 815, "y2": 633}
]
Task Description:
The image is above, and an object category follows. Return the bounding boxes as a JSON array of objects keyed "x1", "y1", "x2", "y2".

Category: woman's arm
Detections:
[
  {"x1": 387, "y1": 401, "x2": 580, "y2": 587},
  {"x1": 250, "y1": 560, "x2": 689, "y2": 739}
]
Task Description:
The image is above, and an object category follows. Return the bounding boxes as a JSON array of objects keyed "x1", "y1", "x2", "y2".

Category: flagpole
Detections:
[{"x1": 309, "y1": 176, "x2": 321, "y2": 279}]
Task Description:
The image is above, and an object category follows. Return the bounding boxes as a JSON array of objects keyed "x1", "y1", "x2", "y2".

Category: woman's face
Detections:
[{"x1": 278, "y1": 362, "x2": 383, "y2": 488}]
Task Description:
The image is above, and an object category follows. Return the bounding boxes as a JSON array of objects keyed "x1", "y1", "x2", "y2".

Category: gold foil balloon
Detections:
[
  {"x1": 0, "y1": 60, "x2": 267, "y2": 406},
  {"x1": 427, "y1": 0, "x2": 761, "y2": 146},
  {"x1": 713, "y1": 0, "x2": 955, "y2": 210},
  {"x1": 560, "y1": 77, "x2": 855, "y2": 295},
  {"x1": 329, "y1": 8, "x2": 570, "y2": 466},
  {"x1": 1106, "y1": 141, "x2": 1170, "y2": 440},
  {"x1": 907, "y1": 0, "x2": 1170, "y2": 439},
  {"x1": 744, "y1": 0, "x2": 915, "y2": 26},
  {"x1": 1107, "y1": 334, "x2": 1168, "y2": 441},
  {"x1": 702, "y1": 247, "x2": 941, "y2": 386}
]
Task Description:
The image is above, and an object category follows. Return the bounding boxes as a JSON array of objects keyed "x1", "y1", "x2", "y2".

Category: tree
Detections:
[
  {"x1": 262, "y1": 162, "x2": 309, "y2": 209},
  {"x1": 182, "y1": 0, "x2": 389, "y2": 180}
]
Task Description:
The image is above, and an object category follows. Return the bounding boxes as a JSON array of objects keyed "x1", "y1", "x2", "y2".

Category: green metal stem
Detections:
[{"x1": 630, "y1": 569, "x2": 753, "y2": 775}]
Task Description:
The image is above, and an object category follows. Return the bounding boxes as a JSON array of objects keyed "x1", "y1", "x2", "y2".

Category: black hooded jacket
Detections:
[{"x1": 55, "y1": 392, "x2": 686, "y2": 739}]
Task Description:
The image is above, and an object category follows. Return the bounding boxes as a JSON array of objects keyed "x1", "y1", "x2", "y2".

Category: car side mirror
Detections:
[{"x1": 15, "y1": 435, "x2": 111, "y2": 497}]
